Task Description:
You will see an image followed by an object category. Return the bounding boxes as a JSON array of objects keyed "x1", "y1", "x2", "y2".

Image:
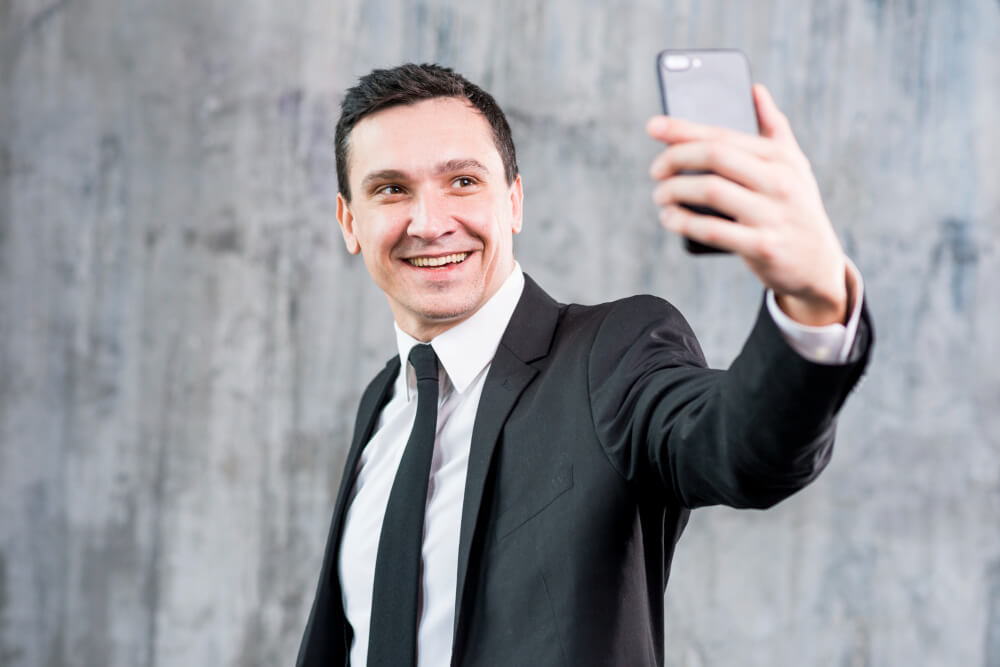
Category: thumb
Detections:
[{"x1": 753, "y1": 84, "x2": 795, "y2": 144}]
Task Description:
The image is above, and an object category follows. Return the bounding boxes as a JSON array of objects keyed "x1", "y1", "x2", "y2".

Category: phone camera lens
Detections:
[{"x1": 664, "y1": 54, "x2": 692, "y2": 71}]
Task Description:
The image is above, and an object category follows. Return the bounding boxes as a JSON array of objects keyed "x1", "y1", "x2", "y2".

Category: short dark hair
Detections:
[{"x1": 335, "y1": 63, "x2": 519, "y2": 201}]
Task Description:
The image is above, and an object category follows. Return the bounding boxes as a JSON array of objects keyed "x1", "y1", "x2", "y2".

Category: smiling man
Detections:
[
  {"x1": 297, "y1": 63, "x2": 872, "y2": 667},
  {"x1": 336, "y1": 95, "x2": 522, "y2": 341}
]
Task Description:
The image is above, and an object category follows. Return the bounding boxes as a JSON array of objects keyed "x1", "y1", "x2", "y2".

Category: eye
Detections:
[
  {"x1": 378, "y1": 184, "x2": 405, "y2": 195},
  {"x1": 453, "y1": 176, "x2": 476, "y2": 188}
]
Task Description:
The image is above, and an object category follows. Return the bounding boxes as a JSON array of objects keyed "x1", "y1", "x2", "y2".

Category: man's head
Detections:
[
  {"x1": 335, "y1": 64, "x2": 524, "y2": 342},
  {"x1": 335, "y1": 63, "x2": 518, "y2": 202}
]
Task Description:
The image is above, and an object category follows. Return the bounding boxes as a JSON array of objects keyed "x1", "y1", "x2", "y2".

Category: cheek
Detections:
[
  {"x1": 451, "y1": 197, "x2": 491, "y2": 222},
  {"x1": 359, "y1": 214, "x2": 404, "y2": 254}
]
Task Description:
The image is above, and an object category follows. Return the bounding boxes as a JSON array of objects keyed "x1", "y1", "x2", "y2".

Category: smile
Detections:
[{"x1": 407, "y1": 252, "x2": 469, "y2": 268}]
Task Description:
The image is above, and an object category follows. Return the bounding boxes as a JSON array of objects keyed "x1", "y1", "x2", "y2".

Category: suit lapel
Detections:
[
  {"x1": 344, "y1": 357, "x2": 401, "y2": 492},
  {"x1": 323, "y1": 357, "x2": 399, "y2": 646},
  {"x1": 299, "y1": 355, "x2": 399, "y2": 665},
  {"x1": 452, "y1": 275, "x2": 561, "y2": 644}
]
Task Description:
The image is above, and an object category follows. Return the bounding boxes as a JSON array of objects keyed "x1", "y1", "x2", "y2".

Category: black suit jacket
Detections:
[{"x1": 297, "y1": 274, "x2": 872, "y2": 666}]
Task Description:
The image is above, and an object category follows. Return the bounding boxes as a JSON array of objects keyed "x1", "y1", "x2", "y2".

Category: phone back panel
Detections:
[
  {"x1": 656, "y1": 49, "x2": 758, "y2": 253},
  {"x1": 657, "y1": 49, "x2": 759, "y2": 136}
]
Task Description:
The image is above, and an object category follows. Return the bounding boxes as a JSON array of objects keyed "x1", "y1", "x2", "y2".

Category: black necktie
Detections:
[{"x1": 367, "y1": 343, "x2": 440, "y2": 667}]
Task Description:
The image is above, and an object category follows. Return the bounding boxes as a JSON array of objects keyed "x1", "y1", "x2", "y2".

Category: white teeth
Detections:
[{"x1": 408, "y1": 253, "x2": 469, "y2": 267}]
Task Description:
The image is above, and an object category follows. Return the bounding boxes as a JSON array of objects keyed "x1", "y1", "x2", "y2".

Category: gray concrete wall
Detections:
[{"x1": 1, "y1": 0, "x2": 997, "y2": 665}]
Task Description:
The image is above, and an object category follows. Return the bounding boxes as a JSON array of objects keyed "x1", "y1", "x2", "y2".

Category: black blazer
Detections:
[{"x1": 297, "y1": 274, "x2": 872, "y2": 667}]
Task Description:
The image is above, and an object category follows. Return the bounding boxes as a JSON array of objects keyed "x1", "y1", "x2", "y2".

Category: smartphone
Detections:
[{"x1": 656, "y1": 49, "x2": 759, "y2": 254}]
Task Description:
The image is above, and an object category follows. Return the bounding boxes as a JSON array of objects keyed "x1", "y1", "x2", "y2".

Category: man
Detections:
[{"x1": 297, "y1": 63, "x2": 871, "y2": 666}]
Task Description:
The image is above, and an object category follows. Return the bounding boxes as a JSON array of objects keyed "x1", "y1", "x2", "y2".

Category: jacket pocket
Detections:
[{"x1": 495, "y1": 464, "x2": 574, "y2": 541}]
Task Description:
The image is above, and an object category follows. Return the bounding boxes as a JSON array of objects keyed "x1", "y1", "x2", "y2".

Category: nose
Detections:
[{"x1": 406, "y1": 192, "x2": 455, "y2": 241}]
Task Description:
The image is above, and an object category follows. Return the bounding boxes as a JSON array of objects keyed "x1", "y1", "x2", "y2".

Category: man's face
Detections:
[{"x1": 338, "y1": 97, "x2": 523, "y2": 341}]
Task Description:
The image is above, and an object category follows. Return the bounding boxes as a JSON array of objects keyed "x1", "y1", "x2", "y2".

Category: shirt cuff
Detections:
[{"x1": 765, "y1": 259, "x2": 865, "y2": 365}]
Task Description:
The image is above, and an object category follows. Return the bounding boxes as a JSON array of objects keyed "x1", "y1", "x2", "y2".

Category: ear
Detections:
[
  {"x1": 337, "y1": 193, "x2": 361, "y2": 255},
  {"x1": 509, "y1": 175, "x2": 524, "y2": 235}
]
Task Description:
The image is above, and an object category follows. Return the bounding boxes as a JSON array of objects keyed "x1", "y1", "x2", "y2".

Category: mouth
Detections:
[{"x1": 406, "y1": 252, "x2": 470, "y2": 268}]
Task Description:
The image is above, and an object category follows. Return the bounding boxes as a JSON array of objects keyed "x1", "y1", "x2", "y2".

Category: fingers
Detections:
[
  {"x1": 647, "y1": 87, "x2": 812, "y2": 206},
  {"x1": 751, "y1": 85, "x2": 812, "y2": 171},
  {"x1": 648, "y1": 86, "x2": 847, "y2": 307},
  {"x1": 646, "y1": 114, "x2": 780, "y2": 162},
  {"x1": 652, "y1": 172, "x2": 775, "y2": 224},
  {"x1": 752, "y1": 84, "x2": 794, "y2": 143},
  {"x1": 658, "y1": 204, "x2": 761, "y2": 256},
  {"x1": 647, "y1": 85, "x2": 807, "y2": 169},
  {"x1": 649, "y1": 142, "x2": 776, "y2": 196}
]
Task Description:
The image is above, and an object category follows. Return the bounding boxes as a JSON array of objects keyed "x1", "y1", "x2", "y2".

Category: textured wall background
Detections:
[{"x1": 1, "y1": 0, "x2": 998, "y2": 665}]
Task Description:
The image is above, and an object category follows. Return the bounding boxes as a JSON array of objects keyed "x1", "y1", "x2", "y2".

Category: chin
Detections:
[
  {"x1": 421, "y1": 306, "x2": 476, "y2": 322},
  {"x1": 414, "y1": 298, "x2": 481, "y2": 323}
]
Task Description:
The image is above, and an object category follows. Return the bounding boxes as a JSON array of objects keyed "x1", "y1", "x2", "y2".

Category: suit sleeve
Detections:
[{"x1": 587, "y1": 295, "x2": 872, "y2": 509}]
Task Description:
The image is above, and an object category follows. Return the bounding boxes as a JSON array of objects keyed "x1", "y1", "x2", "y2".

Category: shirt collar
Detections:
[{"x1": 393, "y1": 262, "x2": 525, "y2": 400}]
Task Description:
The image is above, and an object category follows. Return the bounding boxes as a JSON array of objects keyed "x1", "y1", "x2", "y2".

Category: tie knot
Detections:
[{"x1": 408, "y1": 344, "x2": 439, "y2": 382}]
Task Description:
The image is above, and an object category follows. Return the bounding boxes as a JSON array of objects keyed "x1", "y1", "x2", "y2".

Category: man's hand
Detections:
[{"x1": 647, "y1": 84, "x2": 848, "y2": 327}]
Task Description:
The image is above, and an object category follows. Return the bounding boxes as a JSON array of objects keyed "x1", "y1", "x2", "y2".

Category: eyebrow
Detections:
[
  {"x1": 437, "y1": 158, "x2": 489, "y2": 176},
  {"x1": 360, "y1": 159, "x2": 491, "y2": 192},
  {"x1": 360, "y1": 169, "x2": 408, "y2": 192}
]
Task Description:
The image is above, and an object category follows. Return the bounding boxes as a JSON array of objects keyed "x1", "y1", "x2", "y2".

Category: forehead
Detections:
[{"x1": 347, "y1": 97, "x2": 503, "y2": 182}]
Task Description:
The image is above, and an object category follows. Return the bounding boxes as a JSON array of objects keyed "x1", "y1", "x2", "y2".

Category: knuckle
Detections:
[
  {"x1": 663, "y1": 151, "x2": 678, "y2": 175},
  {"x1": 702, "y1": 226, "x2": 719, "y2": 245},
  {"x1": 778, "y1": 145, "x2": 800, "y2": 165},
  {"x1": 652, "y1": 181, "x2": 673, "y2": 206},
  {"x1": 652, "y1": 151, "x2": 672, "y2": 177},
  {"x1": 703, "y1": 176, "x2": 726, "y2": 206},
  {"x1": 775, "y1": 142, "x2": 806, "y2": 169},
  {"x1": 675, "y1": 206, "x2": 694, "y2": 228},
  {"x1": 663, "y1": 207, "x2": 686, "y2": 231},
  {"x1": 753, "y1": 232, "x2": 779, "y2": 265},
  {"x1": 761, "y1": 142, "x2": 781, "y2": 163},
  {"x1": 656, "y1": 152, "x2": 676, "y2": 178},
  {"x1": 772, "y1": 171, "x2": 795, "y2": 199},
  {"x1": 763, "y1": 138, "x2": 789, "y2": 161},
  {"x1": 704, "y1": 143, "x2": 726, "y2": 169}
]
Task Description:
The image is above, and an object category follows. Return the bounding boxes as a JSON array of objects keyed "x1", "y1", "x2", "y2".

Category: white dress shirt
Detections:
[
  {"x1": 339, "y1": 264, "x2": 526, "y2": 667},
  {"x1": 339, "y1": 261, "x2": 864, "y2": 666}
]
